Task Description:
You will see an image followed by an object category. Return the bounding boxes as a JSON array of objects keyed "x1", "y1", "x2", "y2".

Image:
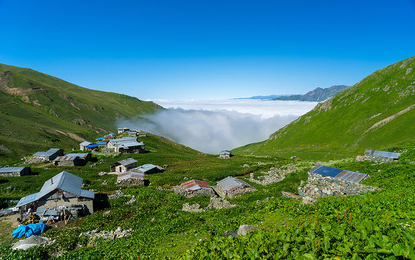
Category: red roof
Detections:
[{"x1": 181, "y1": 179, "x2": 212, "y2": 191}]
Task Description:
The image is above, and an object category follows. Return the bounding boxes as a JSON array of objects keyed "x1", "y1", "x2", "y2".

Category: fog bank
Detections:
[{"x1": 120, "y1": 99, "x2": 317, "y2": 154}]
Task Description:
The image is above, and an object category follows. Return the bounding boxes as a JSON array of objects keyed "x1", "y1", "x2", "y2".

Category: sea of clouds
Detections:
[{"x1": 119, "y1": 99, "x2": 318, "y2": 154}]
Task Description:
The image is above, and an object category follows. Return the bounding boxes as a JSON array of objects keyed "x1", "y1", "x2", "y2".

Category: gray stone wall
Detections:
[
  {"x1": 213, "y1": 184, "x2": 257, "y2": 199},
  {"x1": 248, "y1": 166, "x2": 296, "y2": 185},
  {"x1": 172, "y1": 185, "x2": 216, "y2": 198},
  {"x1": 116, "y1": 179, "x2": 145, "y2": 187},
  {"x1": 298, "y1": 172, "x2": 377, "y2": 199},
  {"x1": 364, "y1": 155, "x2": 395, "y2": 163}
]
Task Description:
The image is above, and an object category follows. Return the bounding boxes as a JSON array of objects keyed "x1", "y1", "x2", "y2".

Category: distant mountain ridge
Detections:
[
  {"x1": 0, "y1": 63, "x2": 162, "y2": 161},
  {"x1": 234, "y1": 56, "x2": 415, "y2": 159},
  {"x1": 273, "y1": 85, "x2": 350, "y2": 101}
]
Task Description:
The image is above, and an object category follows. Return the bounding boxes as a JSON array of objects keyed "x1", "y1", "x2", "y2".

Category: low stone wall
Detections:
[
  {"x1": 172, "y1": 185, "x2": 216, "y2": 198},
  {"x1": 116, "y1": 179, "x2": 145, "y2": 187},
  {"x1": 249, "y1": 166, "x2": 296, "y2": 185},
  {"x1": 213, "y1": 184, "x2": 257, "y2": 199},
  {"x1": 365, "y1": 155, "x2": 395, "y2": 163},
  {"x1": 298, "y1": 172, "x2": 377, "y2": 199}
]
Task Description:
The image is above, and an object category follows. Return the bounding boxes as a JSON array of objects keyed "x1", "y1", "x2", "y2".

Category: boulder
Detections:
[{"x1": 237, "y1": 225, "x2": 260, "y2": 236}]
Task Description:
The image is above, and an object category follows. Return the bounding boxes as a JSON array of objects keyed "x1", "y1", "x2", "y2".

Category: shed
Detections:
[
  {"x1": 16, "y1": 171, "x2": 94, "y2": 214},
  {"x1": 116, "y1": 171, "x2": 145, "y2": 187},
  {"x1": 113, "y1": 158, "x2": 137, "y2": 173},
  {"x1": 32, "y1": 148, "x2": 64, "y2": 161},
  {"x1": 364, "y1": 150, "x2": 401, "y2": 163},
  {"x1": 79, "y1": 141, "x2": 93, "y2": 151},
  {"x1": 132, "y1": 164, "x2": 163, "y2": 174},
  {"x1": 173, "y1": 179, "x2": 216, "y2": 198},
  {"x1": 107, "y1": 137, "x2": 145, "y2": 153},
  {"x1": 54, "y1": 153, "x2": 91, "y2": 166},
  {"x1": 214, "y1": 177, "x2": 257, "y2": 198},
  {"x1": 308, "y1": 165, "x2": 368, "y2": 183},
  {"x1": 0, "y1": 167, "x2": 32, "y2": 177}
]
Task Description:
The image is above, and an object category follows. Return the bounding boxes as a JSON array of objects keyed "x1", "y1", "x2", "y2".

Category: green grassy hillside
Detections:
[
  {"x1": 0, "y1": 63, "x2": 162, "y2": 162},
  {"x1": 235, "y1": 56, "x2": 415, "y2": 160}
]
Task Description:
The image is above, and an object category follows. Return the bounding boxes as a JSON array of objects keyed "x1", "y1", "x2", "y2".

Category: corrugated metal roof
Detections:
[
  {"x1": 36, "y1": 208, "x2": 59, "y2": 216},
  {"x1": 117, "y1": 158, "x2": 137, "y2": 166},
  {"x1": 365, "y1": 150, "x2": 401, "y2": 160},
  {"x1": 54, "y1": 153, "x2": 89, "y2": 161},
  {"x1": 80, "y1": 141, "x2": 93, "y2": 146},
  {"x1": 309, "y1": 165, "x2": 368, "y2": 183},
  {"x1": 217, "y1": 177, "x2": 253, "y2": 192},
  {"x1": 109, "y1": 137, "x2": 144, "y2": 149},
  {"x1": 181, "y1": 179, "x2": 212, "y2": 191},
  {"x1": 117, "y1": 171, "x2": 144, "y2": 181},
  {"x1": 33, "y1": 148, "x2": 62, "y2": 157},
  {"x1": 0, "y1": 167, "x2": 26, "y2": 173},
  {"x1": 134, "y1": 164, "x2": 158, "y2": 173},
  {"x1": 96, "y1": 141, "x2": 107, "y2": 146},
  {"x1": 17, "y1": 171, "x2": 94, "y2": 207},
  {"x1": 220, "y1": 150, "x2": 231, "y2": 154},
  {"x1": 16, "y1": 193, "x2": 38, "y2": 207}
]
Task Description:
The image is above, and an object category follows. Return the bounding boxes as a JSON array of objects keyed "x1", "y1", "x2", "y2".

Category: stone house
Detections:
[
  {"x1": 131, "y1": 164, "x2": 164, "y2": 174},
  {"x1": 16, "y1": 171, "x2": 94, "y2": 215},
  {"x1": 214, "y1": 177, "x2": 257, "y2": 198},
  {"x1": 32, "y1": 148, "x2": 64, "y2": 162},
  {"x1": 113, "y1": 158, "x2": 137, "y2": 173},
  {"x1": 107, "y1": 137, "x2": 145, "y2": 153},
  {"x1": 364, "y1": 150, "x2": 401, "y2": 163},
  {"x1": 116, "y1": 171, "x2": 145, "y2": 187},
  {"x1": 54, "y1": 153, "x2": 91, "y2": 166},
  {"x1": 0, "y1": 167, "x2": 33, "y2": 177},
  {"x1": 298, "y1": 165, "x2": 376, "y2": 199},
  {"x1": 219, "y1": 150, "x2": 232, "y2": 159},
  {"x1": 79, "y1": 141, "x2": 93, "y2": 151},
  {"x1": 173, "y1": 179, "x2": 216, "y2": 198}
]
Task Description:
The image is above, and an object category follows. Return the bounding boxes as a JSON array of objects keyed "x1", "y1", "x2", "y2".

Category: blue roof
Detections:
[
  {"x1": 309, "y1": 165, "x2": 368, "y2": 183},
  {"x1": 86, "y1": 144, "x2": 98, "y2": 148},
  {"x1": 96, "y1": 141, "x2": 107, "y2": 145}
]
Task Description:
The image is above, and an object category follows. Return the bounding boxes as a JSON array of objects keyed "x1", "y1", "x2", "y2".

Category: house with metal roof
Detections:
[
  {"x1": 54, "y1": 153, "x2": 91, "y2": 166},
  {"x1": 113, "y1": 158, "x2": 137, "y2": 173},
  {"x1": 16, "y1": 171, "x2": 94, "y2": 214},
  {"x1": 308, "y1": 165, "x2": 368, "y2": 183},
  {"x1": 79, "y1": 141, "x2": 93, "y2": 151},
  {"x1": 219, "y1": 150, "x2": 232, "y2": 159},
  {"x1": 298, "y1": 165, "x2": 377, "y2": 199},
  {"x1": 116, "y1": 171, "x2": 145, "y2": 187},
  {"x1": 0, "y1": 167, "x2": 33, "y2": 177},
  {"x1": 131, "y1": 164, "x2": 163, "y2": 174},
  {"x1": 107, "y1": 137, "x2": 145, "y2": 153},
  {"x1": 173, "y1": 179, "x2": 216, "y2": 198},
  {"x1": 214, "y1": 177, "x2": 257, "y2": 198},
  {"x1": 32, "y1": 148, "x2": 64, "y2": 162},
  {"x1": 364, "y1": 150, "x2": 401, "y2": 163}
]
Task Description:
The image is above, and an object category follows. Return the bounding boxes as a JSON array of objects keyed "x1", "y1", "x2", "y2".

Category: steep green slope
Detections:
[
  {"x1": 0, "y1": 63, "x2": 162, "y2": 162},
  {"x1": 235, "y1": 56, "x2": 415, "y2": 159}
]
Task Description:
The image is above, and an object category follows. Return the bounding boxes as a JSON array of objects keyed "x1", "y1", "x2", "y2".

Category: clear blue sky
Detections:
[{"x1": 0, "y1": 0, "x2": 414, "y2": 100}]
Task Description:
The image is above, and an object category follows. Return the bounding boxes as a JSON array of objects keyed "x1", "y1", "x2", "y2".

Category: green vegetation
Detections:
[
  {"x1": 0, "y1": 63, "x2": 162, "y2": 163},
  {"x1": 1, "y1": 56, "x2": 415, "y2": 259},
  {"x1": 236, "y1": 56, "x2": 415, "y2": 160}
]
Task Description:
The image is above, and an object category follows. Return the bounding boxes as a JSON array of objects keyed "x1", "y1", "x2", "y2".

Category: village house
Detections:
[
  {"x1": 107, "y1": 137, "x2": 145, "y2": 154},
  {"x1": 131, "y1": 163, "x2": 164, "y2": 174},
  {"x1": 54, "y1": 153, "x2": 92, "y2": 166},
  {"x1": 32, "y1": 148, "x2": 64, "y2": 162},
  {"x1": 113, "y1": 158, "x2": 137, "y2": 173},
  {"x1": 116, "y1": 171, "x2": 145, "y2": 187},
  {"x1": 128, "y1": 131, "x2": 138, "y2": 137},
  {"x1": 219, "y1": 150, "x2": 232, "y2": 159},
  {"x1": 364, "y1": 149, "x2": 401, "y2": 163},
  {"x1": 297, "y1": 165, "x2": 376, "y2": 199},
  {"x1": 117, "y1": 127, "x2": 130, "y2": 134},
  {"x1": 16, "y1": 171, "x2": 95, "y2": 216},
  {"x1": 214, "y1": 177, "x2": 257, "y2": 198},
  {"x1": 79, "y1": 141, "x2": 93, "y2": 151},
  {"x1": 0, "y1": 167, "x2": 33, "y2": 177},
  {"x1": 173, "y1": 179, "x2": 216, "y2": 198}
]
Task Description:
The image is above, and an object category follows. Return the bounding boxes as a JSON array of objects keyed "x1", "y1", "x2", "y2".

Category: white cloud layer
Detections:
[{"x1": 121, "y1": 99, "x2": 317, "y2": 154}]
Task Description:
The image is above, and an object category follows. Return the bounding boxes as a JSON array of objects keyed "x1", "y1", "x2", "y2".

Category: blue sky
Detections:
[{"x1": 0, "y1": 0, "x2": 414, "y2": 99}]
